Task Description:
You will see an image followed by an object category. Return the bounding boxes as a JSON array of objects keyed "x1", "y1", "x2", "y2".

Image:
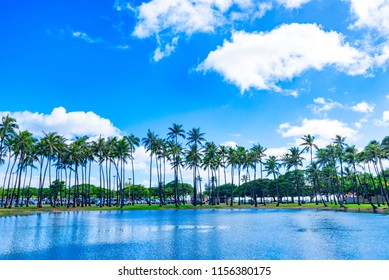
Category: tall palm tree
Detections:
[
  {"x1": 250, "y1": 143, "x2": 267, "y2": 205},
  {"x1": 235, "y1": 146, "x2": 247, "y2": 205},
  {"x1": 202, "y1": 142, "x2": 218, "y2": 205},
  {"x1": 287, "y1": 146, "x2": 305, "y2": 205},
  {"x1": 365, "y1": 141, "x2": 388, "y2": 204},
  {"x1": 185, "y1": 144, "x2": 202, "y2": 206},
  {"x1": 168, "y1": 124, "x2": 185, "y2": 206},
  {"x1": 264, "y1": 155, "x2": 280, "y2": 206},
  {"x1": 227, "y1": 146, "x2": 237, "y2": 206},
  {"x1": 142, "y1": 130, "x2": 158, "y2": 205},
  {"x1": 300, "y1": 134, "x2": 318, "y2": 166},
  {"x1": 306, "y1": 161, "x2": 327, "y2": 206},
  {"x1": 186, "y1": 128, "x2": 205, "y2": 206},
  {"x1": 11, "y1": 130, "x2": 37, "y2": 207},
  {"x1": 124, "y1": 134, "x2": 140, "y2": 205},
  {"x1": 333, "y1": 135, "x2": 347, "y2": 204},
  {"x1": 0, "y1": 115, "x2": 18, "y2": 164},
  {"x1": 92, "y1": 136, "x2": 106, "y2": 207}
]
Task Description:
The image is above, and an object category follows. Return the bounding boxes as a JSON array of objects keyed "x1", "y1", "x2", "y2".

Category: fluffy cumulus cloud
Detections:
[
  {"x1": 348, "y1": 0, "x2": 389, "y2": 66},
  {"x1": 374, "y1": 111, "x2": 389, "y2": 126},
  {"x1": 277, "y1": 118, "x2": 359, "y2": 147},
  {"x1": 128, "y1": 0, "x2": 311, "y2": 61},
  {"x1": 351, "y1": 101, "x2": 375, "y2": 113},
  {"x1": 0, "y1": 107, "x2": 121, "y2": 139},
  {"x1": 198, "y1": 23, "x2": 371, "y2": 92},
  {"x1": 348, "y1": 0, "x2": 389, "y2": 35}
]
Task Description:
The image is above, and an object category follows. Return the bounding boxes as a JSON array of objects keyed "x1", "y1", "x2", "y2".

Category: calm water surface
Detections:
[{"x1": 0, "y1": 209, "x2": 388, "y2": 260}]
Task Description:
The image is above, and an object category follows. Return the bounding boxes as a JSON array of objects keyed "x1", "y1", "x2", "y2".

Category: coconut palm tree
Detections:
[
  {"x1": 11, "y1": 130, "x2": 37, "y2": 207},
  {"x1": 250, "y1": 143, "x2": 267, "y2": 205},
  {"x1": 186, "y1": 128, "x2": 205, "y2": 206},
  {"x1": 306, "y1": 161, "x2": 327, "y2": 206},
  {"x1": 185, "y1": 144, "x2": 202, "y2": 206},
  {"x1": 142, "y1": 130, "x2": 157, "y2": 205},
  {"x1": 0, "y1": 115, "x2": 18, "y2": 164},
  {"x1": 364, "y1": 141, "x2": 388, "y2": 204},
  {"x1": 92, "y1": 136, "x2": 106, "y2": 206},
  {"x1": 264, "y1": 155, "x2": 280, "y2": 206},
  {"x1": 123, "y1": 134, "x2": 140, "y2": 205},
  {"x1": 202, "y1": 142, "x2": 218, "y2": 205},
  {"x1": 168, "y1": 124, "x2": 185, "y2": 206},
  {"x1": 300, "y1": 134, "x2": 317, "y2": 166},
  {"x1": 333, "y1": 135, "x2": 347, "y2": 203},
  {"x1": 235, "y1": 146, "x2": 247, "y2": 205},
  {"x1": 227, "y1": 146, "x2": 237, "y2": 206},
  {"x1": 287, "y1": 147, "x2": 305, "y2": 205}
]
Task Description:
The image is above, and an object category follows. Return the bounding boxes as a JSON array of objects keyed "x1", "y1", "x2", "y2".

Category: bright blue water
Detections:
[{"x1": 0, "y1": 209, "x2": 387, "y2": 260}]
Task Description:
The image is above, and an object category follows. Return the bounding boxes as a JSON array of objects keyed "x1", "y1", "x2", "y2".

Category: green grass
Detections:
[{"x1": 0, "y1": 202, "x2": 387, "y2": 217}]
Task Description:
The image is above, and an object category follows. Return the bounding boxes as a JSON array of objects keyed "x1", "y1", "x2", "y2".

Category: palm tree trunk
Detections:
[{"x1": 1, "y1": 151, "x2": 12, "y2": 207}]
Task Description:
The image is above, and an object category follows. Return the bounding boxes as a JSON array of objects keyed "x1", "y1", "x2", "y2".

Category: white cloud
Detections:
[
  {"x1": 130, "y1": 0, "x2": 293, "y2": 60},
  {"x1": 277, "y1": 118, "x2": 359, "y2": 147},
  {"x1": 131, "y1": 0, "x2": 312, "y2": 40},
  {"x1": 348, "y1": 0, "x2": 389, "y2": 35},
  {"x1": 309, "y1": 97, "x2": 343, "y2": 115},
  {"x1": 354, "y1": 117, "x2": 368, "y2": 128},
  {"x1": 133, "y1": 0, "x2": 229, "y2": 39},
  {"x1": 266, "y1": 146, "x2": 289, "y2": 157},
  {"x1": 72, "y1": 31, "x2": 98, "y2": 44},
  {"x1": 153, "y1": 36, "x2": 179, "y2": 62},
  {"x1": 348, "y1": 0, "x2": 389, "y2": 66},
  {"x1": 276, "y1": 0, "x2": 311, "y2": 9},
  {"x1": 374, "y1": 111, "x2": 389, "y2": 126},
  {"x1": 197, "y1": 23, "x2": 371, "y2": 92},
  {"x1": 0, "y1": 107, "x2": 121, "y2": 139},
  {"x1": 131, "y1": 146, "x2": 151, "y2": 173},
  {"x1": 220, "y1": 140, "x2": 238, "y2": 147},
  {"x1": 351, "y1": 101, "x2": 375, "y2": 113}
]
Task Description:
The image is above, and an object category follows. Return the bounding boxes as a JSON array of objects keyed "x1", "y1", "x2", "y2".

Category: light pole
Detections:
[
  {"x1": 128, "y1": 178, "x2": 131, "y2": 204},
  {"x1": 113, "y1": 175, "x2": 116, "y2": 206}
]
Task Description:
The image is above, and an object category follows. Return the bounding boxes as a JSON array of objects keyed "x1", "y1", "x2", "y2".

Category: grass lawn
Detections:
[{"x1": 0, "y1": 202, "x2": 387, "y2": 217}]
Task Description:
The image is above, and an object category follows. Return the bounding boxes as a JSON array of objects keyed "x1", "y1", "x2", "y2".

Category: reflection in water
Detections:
[{"x1": 0, "y1": 209, "x2": 387, "y2": 260}]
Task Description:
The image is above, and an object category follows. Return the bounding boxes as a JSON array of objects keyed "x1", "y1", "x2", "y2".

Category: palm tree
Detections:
[
  {"x1": 218, "y1": 145, "x2": 229, "y2": 204},
  {"x1": 300, "y1": 134, "x2": 318, "y2": 166},
  {"x1": 235, "y1": 146, "x2": 247, "y2": 205},
  {"x1": 287, "y1": 147, "x2": 304, "y2": 205},
  {"x1": 365, "y1": 141, "x2": 388, "y2": 205},
  {"x1": 168, "y1": 124, "x2": 185, "y2": 207},
  {"x1": 186, "y1": 128, "x2": 205, "y2": 206},
  {"x1": 142, "y1": 130, "x2": 157, "y2": 205},
  {"x1": 11, "y1": 130, "x2": 37, "y2": 207},
  {"x1": 250, "y1": 143, "x2": 267, "y2": 205},
  {"x1": 92, "y1": 136, "x2": 105, "y2": 207},
  {"x1": 0, "y1": 115, "x2": 18, "y2": 164},
  {"x1": 185, "y1": 144, "x2": 202, "y2": 206},
  {"x1": 306, "y1": 161, "x2": 327, "y2": 206},
  {"x1": 227, "y1": 146, "x2": 237, "y2": 206},
  {"x1": 202, "y1": 142, "x2": 218, "y2": 205},
  {"x1": 333, "y1": 135, "x2": 347, "y2": 204},
  {"x1": 264, "y1": 155, "x2": 280, "y2": 206},
  {"x1": 124, "y1": 134, "x2": 140, "y2": 205}
]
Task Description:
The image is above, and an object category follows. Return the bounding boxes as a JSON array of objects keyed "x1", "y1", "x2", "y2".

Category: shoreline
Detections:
[{"x1": 0, "y1": 203, "x2": 387, "y2": 217}]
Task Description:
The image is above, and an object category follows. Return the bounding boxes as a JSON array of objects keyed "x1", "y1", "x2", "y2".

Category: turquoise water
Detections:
[{"x1": 0, "y1": 209, "x2": 387, "y2": 260}]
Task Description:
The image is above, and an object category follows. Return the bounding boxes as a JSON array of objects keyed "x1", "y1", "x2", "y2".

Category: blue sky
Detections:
[{"x1": 1, "y1": 0, "x2": 389, "y2": 184}]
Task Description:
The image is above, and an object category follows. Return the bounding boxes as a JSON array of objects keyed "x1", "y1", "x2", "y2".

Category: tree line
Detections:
[{"x1": 0, "y1": 115, "x2": 388, "y2": 210}]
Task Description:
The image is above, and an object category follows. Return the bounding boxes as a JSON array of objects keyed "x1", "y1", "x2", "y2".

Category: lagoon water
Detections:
[{"x1": 0, "y1": 209, "x2": 388, "y2": 260}]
